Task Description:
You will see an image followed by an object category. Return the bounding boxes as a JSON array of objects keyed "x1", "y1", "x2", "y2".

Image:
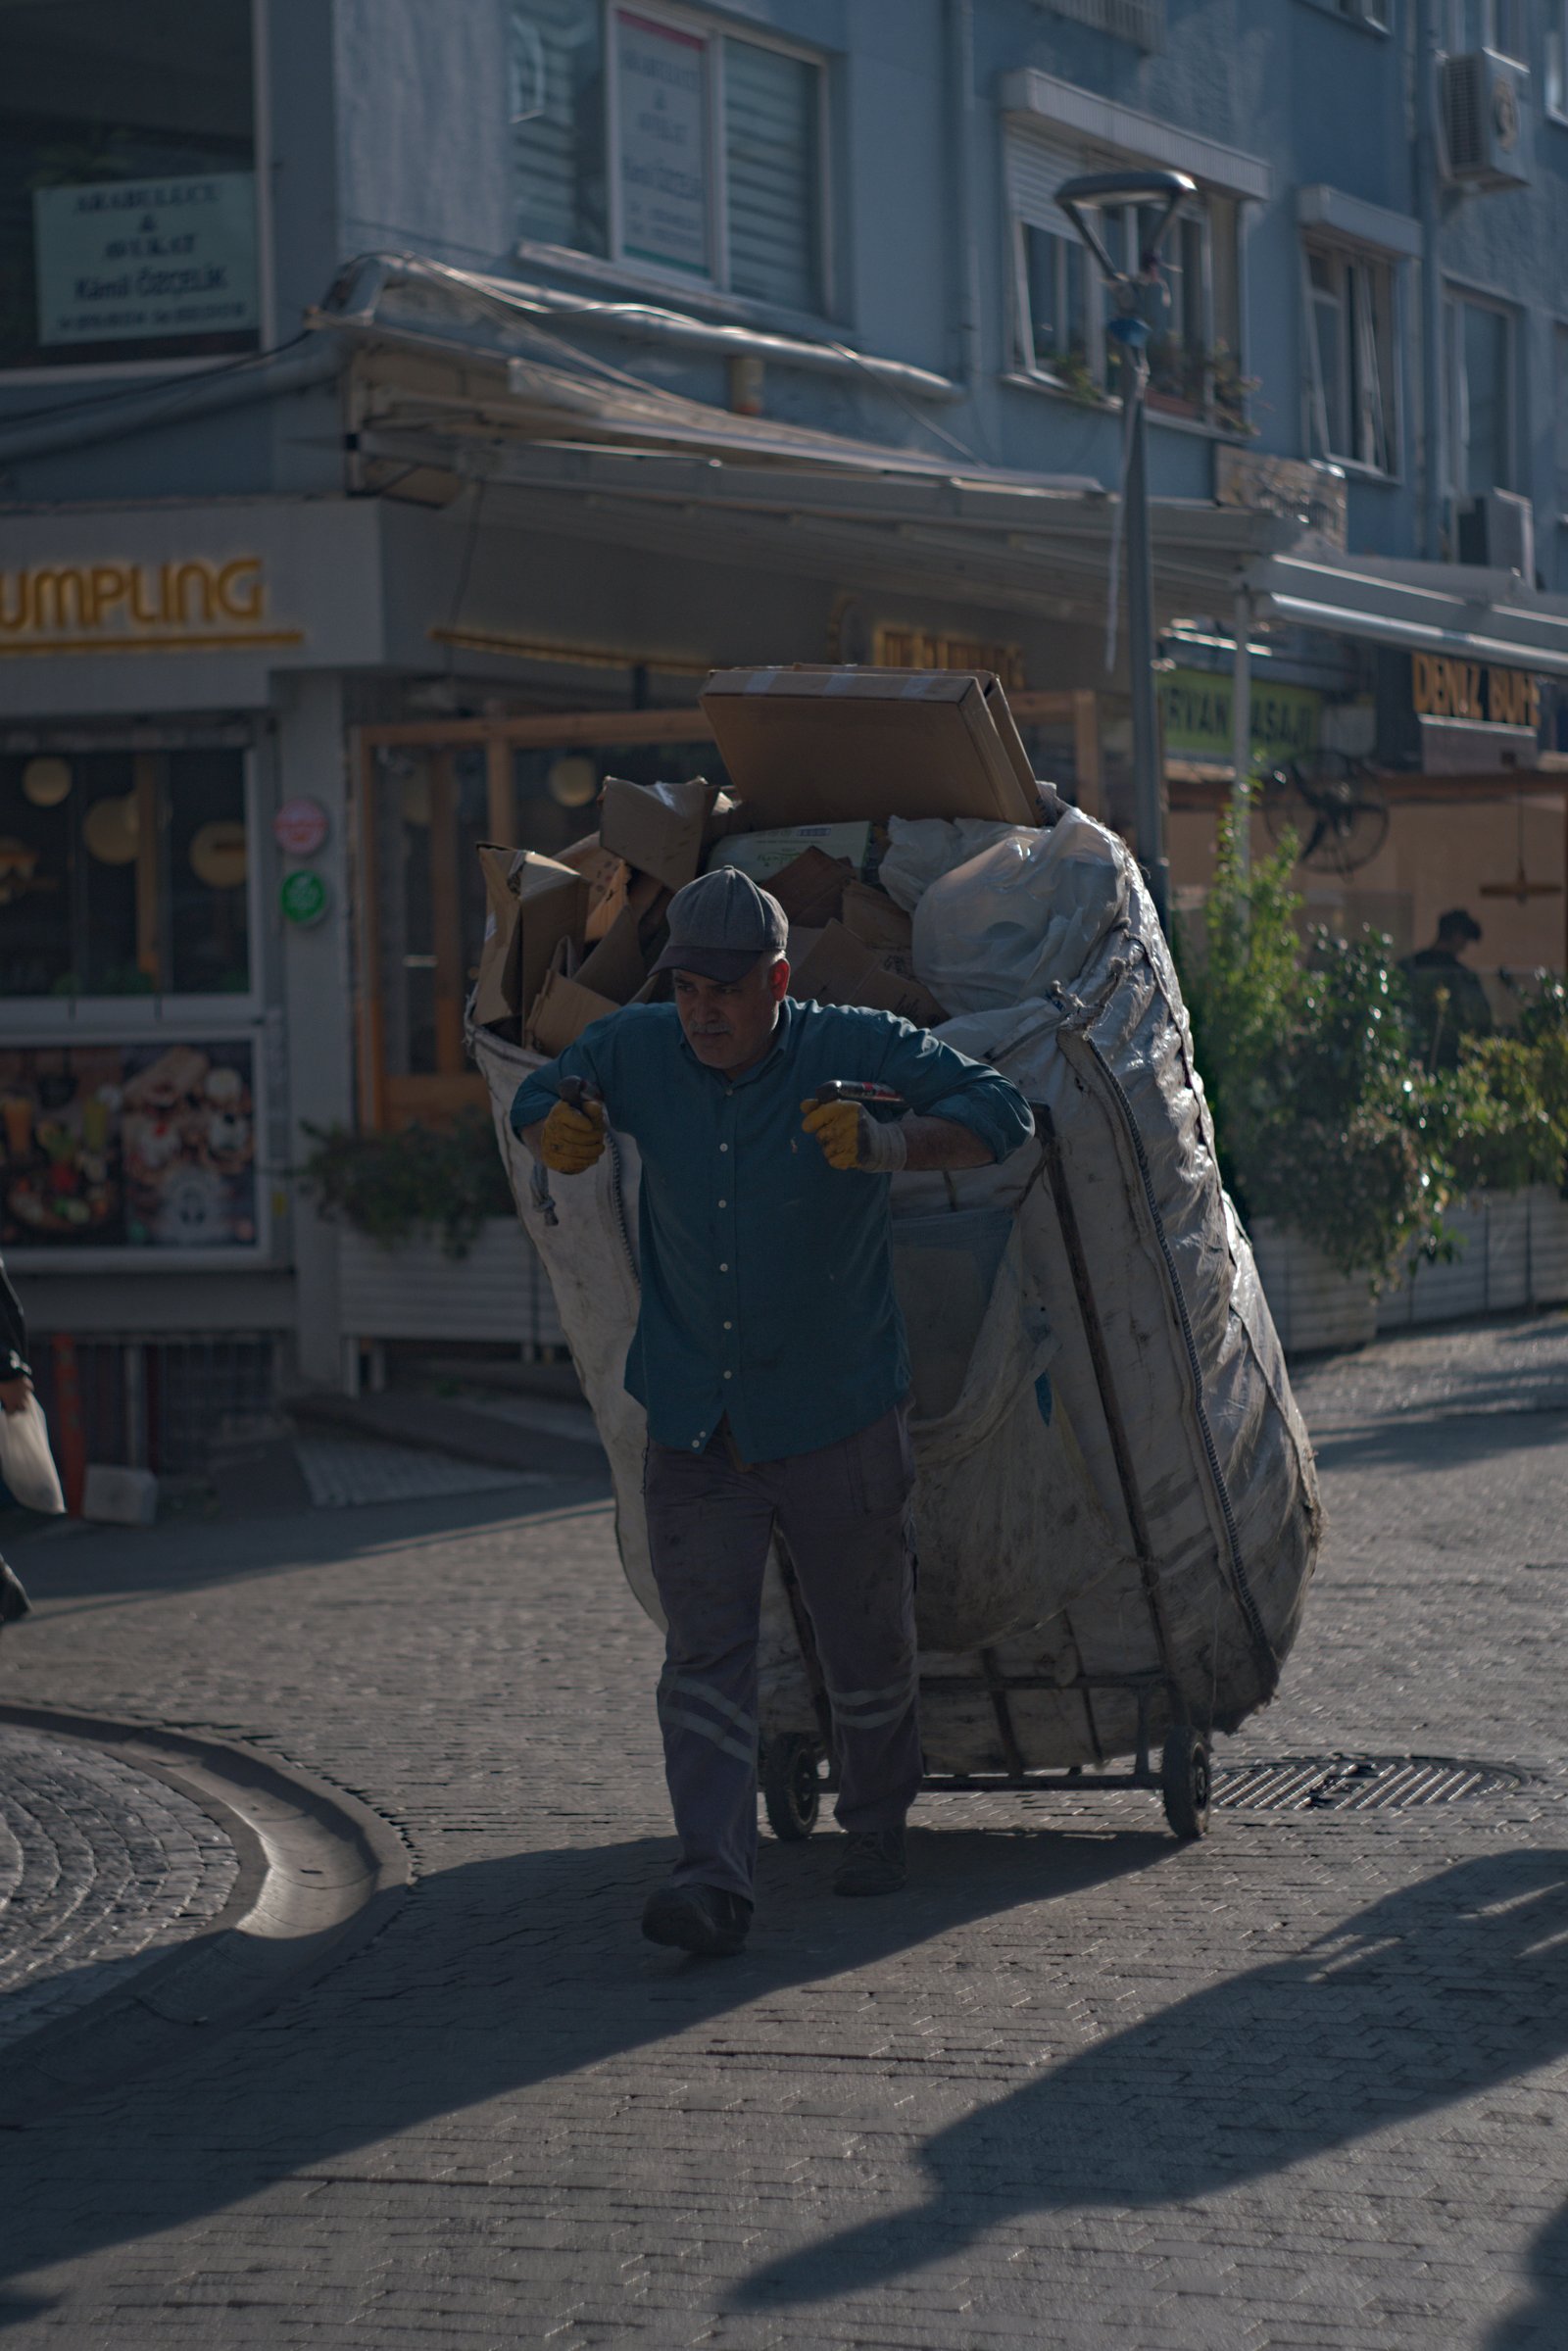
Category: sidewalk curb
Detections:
[{"x1": 0, "y1": 1702, "x2": 413, "y2": 2128}]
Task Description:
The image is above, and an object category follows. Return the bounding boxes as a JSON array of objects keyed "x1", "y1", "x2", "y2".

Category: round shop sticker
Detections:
[
  {"x1": 280, "y1": 868, "x2": 330, "y2": 927},
  {"x1": 273, "y1": 797, "x2": 329, "y2": 857}
]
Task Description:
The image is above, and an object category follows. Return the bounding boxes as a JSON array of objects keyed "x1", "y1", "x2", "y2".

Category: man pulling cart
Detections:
[{"x1": 513, "y1": 867, "x2": 1033, "y2": 1958}]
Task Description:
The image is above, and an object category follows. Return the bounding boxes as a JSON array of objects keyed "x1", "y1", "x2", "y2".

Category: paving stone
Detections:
[
  {"x1": 0, "y1": 1728, "x2": 239, "y2": 2052},
  {"x1": 2, "y1": 1320, "x2": 1568, "y2": 2341}
]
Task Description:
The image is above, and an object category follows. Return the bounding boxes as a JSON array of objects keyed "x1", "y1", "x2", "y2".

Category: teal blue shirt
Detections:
[{"x1": 511, "y1": 999, "x2": 1034, "y2": 1460}]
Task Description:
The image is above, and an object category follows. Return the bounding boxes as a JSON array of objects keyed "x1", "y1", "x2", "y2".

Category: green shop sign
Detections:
[
  {"x1": 279, "y1": 868, "x2": 329, "y2": 927},
  {"x1": 1159, "y1": 667, "x2": 1321, "y2": 765}
]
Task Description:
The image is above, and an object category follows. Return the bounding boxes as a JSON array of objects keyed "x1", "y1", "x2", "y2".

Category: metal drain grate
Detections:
[{"x1": 1213, "y1": 1755, "x2": 1523, "y2": 1813}]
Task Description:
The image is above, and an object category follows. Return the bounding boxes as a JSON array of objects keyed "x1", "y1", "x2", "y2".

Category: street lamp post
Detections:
[{"x1": 1055, "y1": 168, "x2": 1195, "y2": 935}]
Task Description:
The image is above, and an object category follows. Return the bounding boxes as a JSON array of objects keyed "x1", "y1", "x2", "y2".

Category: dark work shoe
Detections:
[
  {"x1": 833, "y1": 1827, "x2": 906, "y2": 1897},
  {"x1": 0, "y1": 1559, "x2": 30, "y2": 1630},
  {"x1": 642, "y1": 1883, "x2": 753, "y2": 1957}
]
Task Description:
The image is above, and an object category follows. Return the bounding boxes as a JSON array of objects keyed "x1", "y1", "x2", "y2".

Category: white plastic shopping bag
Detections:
[{"x1": 0, "y1": 1393, "x2": 66, "y2": 1515}]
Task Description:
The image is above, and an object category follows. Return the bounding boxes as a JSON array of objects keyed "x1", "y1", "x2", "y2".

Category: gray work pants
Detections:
[{"x1": 643, "y1": 1403, "x2": 921, "y2": 1901}]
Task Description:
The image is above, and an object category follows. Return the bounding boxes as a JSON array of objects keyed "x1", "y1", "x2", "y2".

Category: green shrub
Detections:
[
  {"x1": 1177, "y1": 794, "x2": 1460, "y2": 1282},
  {"x1": 299, "y1": 1110, "x2": 515, "y2": 1258}
]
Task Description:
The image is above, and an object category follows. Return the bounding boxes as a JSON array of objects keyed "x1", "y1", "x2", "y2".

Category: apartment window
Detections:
[
  {"x1": 1013, "y1": 176, "x2": 1243, "y2": 427},
  {"x1": 1449, "y1": 0, "x2": 1525, "y2": 56},
  {"x1": 1447, "y1": 290, "x2": 1515, "y2": 495},
  {"x1": 1548, "y1": 4, "x2": 1568, "y2": 117},
  {"x1": 1020, "y1": 222, "x2": 1091, "y2": 379},
  {"x1": 1304, "y1": 244, "x2": 1398, "y2": 472},
  {"x1": 0, "y1": 0, "x2": 259, "y2": 373},
  {"x1": 0, "y1": 749, "x2": 251, "y2": 1001},
  {"x1": 512, "y1": 1, "x2": 826, "y2": 314}
]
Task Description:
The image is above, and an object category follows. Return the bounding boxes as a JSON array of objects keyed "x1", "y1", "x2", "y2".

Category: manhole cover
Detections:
[{"x1": 1213, "y1": 1755, "x2": 1524, "y2": 1813}]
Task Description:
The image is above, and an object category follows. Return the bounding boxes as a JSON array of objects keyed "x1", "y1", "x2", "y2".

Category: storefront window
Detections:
[
  {"x1": 0, "y1": 0, "x2": 258, "y2": 372},
  {"x1": 0, "y1": 748, "x2": 250, "y2": 1000},
  {"x1": 362, "y1": 724, "x2": 727, "y2": 1126},
  {"x1": 0, "y1": 1038, "x2": 258, "y2": 1251}
]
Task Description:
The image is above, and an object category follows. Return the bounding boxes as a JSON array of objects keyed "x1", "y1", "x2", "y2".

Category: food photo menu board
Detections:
[{"x1": 0, "y1": 1040, "x2": 258, "y2": 1252}]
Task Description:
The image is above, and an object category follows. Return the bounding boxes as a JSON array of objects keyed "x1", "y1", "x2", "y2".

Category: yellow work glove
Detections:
[
  {"x1": 537, "y1": 1095, "x2": 606, "y2": 1174},
  {"x1": 801, "y1": 1097, "x2": 908, "y2": 1173}
]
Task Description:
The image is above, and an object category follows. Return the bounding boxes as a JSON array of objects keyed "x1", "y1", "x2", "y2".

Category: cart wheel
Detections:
[
  {"x1": 761, "y1": 1736, "x2": 822, "y2": 1841},
  {"x1": 1160, "y1": 1726, "x2": 1211, "y2": 1841}
]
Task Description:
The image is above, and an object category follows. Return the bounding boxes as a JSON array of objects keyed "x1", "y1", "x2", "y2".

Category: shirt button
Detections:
[
  {"x1": 723, "y1": 1370, "x2": 733, "y2": 1380},
  {"x1": 719, "y1": 1261, "x2": 728, "y2": 1271},
  {"x1": 691, "y1": 1440, "x2": 701, "y2": 1449},
  {"x1": 719, "y1": 1143, "x2": 729, "y2": 1152},
  {"x1": 717, "y1": 1198, "x2": 727, "y2": 1208}
]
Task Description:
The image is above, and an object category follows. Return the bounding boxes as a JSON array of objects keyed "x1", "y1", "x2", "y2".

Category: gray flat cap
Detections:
[{"x1": 652, "y1": 867, "x2": 789, "y2": 983}]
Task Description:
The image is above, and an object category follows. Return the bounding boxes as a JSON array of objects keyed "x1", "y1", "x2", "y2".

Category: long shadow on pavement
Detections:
[
  {"x1": 1, "y1": 1480, "x2": 613, "y2": 1623},
  {"x1": 0, "y1": 1820, "x2": 1167, "y2": 2325},
  {"x1": 730, "y1": 1844, "x2": 1568, "y2": 2330}
]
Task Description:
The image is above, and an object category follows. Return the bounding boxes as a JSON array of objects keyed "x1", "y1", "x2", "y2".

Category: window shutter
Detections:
[
  {"x1": 512, "y1": 0, "x2": 608, "y2": 258},
  {"x1": 724, "y1": 39, "x2": 821, "y2": 313},
  {"x1": 1005, "y1": 124, "x2": 1091, "y2": 231}
]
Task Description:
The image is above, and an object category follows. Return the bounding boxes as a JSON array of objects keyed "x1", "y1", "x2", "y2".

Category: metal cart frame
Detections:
[{"x1": 760, "y1": 1103, "x2": 1216, "y2": 1845}]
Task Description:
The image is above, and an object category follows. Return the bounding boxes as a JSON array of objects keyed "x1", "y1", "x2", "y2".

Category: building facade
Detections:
[{"x1": 4, "y1": 0, "x2": 1568, "y2": 1446}]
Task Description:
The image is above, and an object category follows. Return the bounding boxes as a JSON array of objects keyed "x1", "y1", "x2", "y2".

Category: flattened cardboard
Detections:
[
  {"x1": 789, "y1": 919, "x2": 947, "y2": 1028},
  {"x1": 600, "y1": 776, "x2": 713, "y2": 894},
  {"x1": 711, "y1": 821, "x2": 873, "y2": 882},
  {"x1": 576, "y1": 899, "x2": 655, "y2": 1004},
  {"x1": 558, "y1": 832, "x2": 632, "y2": 941},
  {"x1": 474, "y1": 845, "x2": 586, "y2": 1029},
  {"x1": 475, "y1": 844, "x2": 523, "y2": 1027},
  {"x1": 841, "y1": 880, "x2": 912, "y2": 954},
  {"x1": 766, "y1": 846, "x2": 856, "y2": 929},
  {"x1": 700, "y1": 665, "x2": 1040, "y2": 829},
  {"x1": 524, "y1": 969, "x2": 623, "y2": 1056},
  {"x1": 516, "y1": 853, "x2": 589, "y2": 1020}
]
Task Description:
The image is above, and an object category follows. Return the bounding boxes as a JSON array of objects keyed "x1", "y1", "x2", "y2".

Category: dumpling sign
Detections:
[{"x1": 31, "y1": 173, "x2": 260, "y2": 348}]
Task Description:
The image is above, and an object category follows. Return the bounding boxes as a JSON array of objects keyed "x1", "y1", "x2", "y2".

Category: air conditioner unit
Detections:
[
  {"x1": 1457, "y1": 487, "x2": 1535, "y2": 578},
  {"x1": 1443, "y1": 50, "x2": 1530, "y2": 190}
]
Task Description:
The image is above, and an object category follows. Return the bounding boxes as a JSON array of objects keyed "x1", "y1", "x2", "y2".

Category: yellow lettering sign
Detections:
[
  {"x1": 0, "y1": 556, "x2": 301, "y2": 657},
  {"x1": 1414, "y1": 652, "x2": 1541, "y2": 729}
]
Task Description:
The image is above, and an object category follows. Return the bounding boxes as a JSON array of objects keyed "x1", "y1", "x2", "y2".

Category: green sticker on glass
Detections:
[{"x1": 279, "y1": 868, "x2": 329, "y2": 927}]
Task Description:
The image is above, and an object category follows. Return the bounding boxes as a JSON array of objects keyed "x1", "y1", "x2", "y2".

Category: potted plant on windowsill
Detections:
[{"x1": 299, "y1": 1111, "x2": 560, "y2": 1351}]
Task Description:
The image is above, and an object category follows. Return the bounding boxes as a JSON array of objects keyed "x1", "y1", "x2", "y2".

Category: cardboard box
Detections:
[
  {"x1": 789, "y1": 920, "x2": 948, "y2": 1027},
  {"x1": 525, "y1": 968, "x2": 623, "y2": 1057},
  {"x1": 535, "y1": 863, "x2": 669, "y2": 1008},
  {"x1": 600, "y1": 776, "x2": 714, "y2": 894},
  {"x1": 700, "y1": 665, "x2": 1041, "y2": 829},
  {"x1": 710, "y1": 822, "x2": 873, "y2": 883},
  {"x1": 840, "y1": 881, "x2": 912, "y2": 954},
  {"x1": 474, "y1": 846, "x2": 587, "y2": 1029},
  {"x1": 766, "y1": 846, "x2": 857, "y2": 929},
  {"x1": 558, "y1": 832, "x2": 632, "y2": 942}
]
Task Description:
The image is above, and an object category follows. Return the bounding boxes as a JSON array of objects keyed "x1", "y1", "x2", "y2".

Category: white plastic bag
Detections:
[
  {"x1": 878, "y1": 816, "x2": 1022, "y2": 912},
  {"x1": 910, "y1": 807, "x2": 1128, "y2": 1015},
  {"x1": 0, "y1": 1393, "x2": 65, "y2": 1515}
]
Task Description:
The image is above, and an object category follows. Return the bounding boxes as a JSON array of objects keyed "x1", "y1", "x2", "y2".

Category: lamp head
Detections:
[{"x1": 1054, "y1": 169, "x2": 1196, "y2": 287}]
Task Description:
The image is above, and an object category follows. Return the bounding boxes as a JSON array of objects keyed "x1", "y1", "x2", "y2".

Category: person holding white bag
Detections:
[{"x1": 0, "y1": 1253, "x2": 39, "y2": 1634}]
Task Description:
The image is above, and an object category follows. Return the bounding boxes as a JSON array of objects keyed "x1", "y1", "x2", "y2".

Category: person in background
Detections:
[
  {"x1": 0, "y1": 1255, "x2": 32, "y2": 1635},
  {"x1": 1400, "y1": 907, "x2": 1494, "y2": 1069}
]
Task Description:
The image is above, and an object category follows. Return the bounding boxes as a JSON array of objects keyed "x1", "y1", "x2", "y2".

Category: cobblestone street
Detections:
[{"x1": 2, "y1": 1319, "x2": 1568, "y2": 2347}]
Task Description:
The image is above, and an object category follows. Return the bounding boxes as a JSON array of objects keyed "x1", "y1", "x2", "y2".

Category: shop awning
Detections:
[
  {"x1": 1246, "y1": 550, "x2": 1568, "y2": 680},
  {"x1": 308, "y1": 252, "x2": 1302, "y2": 627}
]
